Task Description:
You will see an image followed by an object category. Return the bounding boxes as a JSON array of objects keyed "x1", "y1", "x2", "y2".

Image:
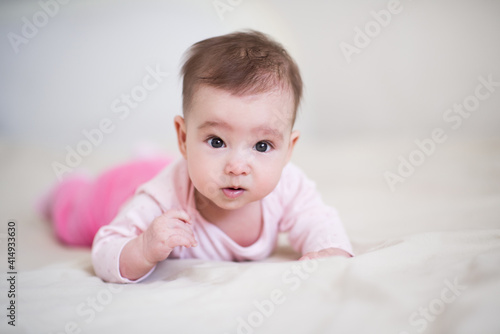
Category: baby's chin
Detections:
[
  {"x1": 195, "y1": 187, "x2": 264, "y2": 211},
  {"x1": 206, "y1": 194, "x2": 254, "y2": 211}
]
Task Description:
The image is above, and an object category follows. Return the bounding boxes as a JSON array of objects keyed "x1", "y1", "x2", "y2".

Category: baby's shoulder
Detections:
[
  {"x1": 136, "y1": 158, "x2": 189, "y2": 210},
  {"x1": 273, "y1": 162, "x2": 314, "y2": 198},
  {"x1": 278, "y1": 161, "x2": 310, "y2": 185}
]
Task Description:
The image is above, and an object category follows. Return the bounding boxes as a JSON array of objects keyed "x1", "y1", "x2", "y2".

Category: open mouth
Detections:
[{"x1": 222, "y1": 187, "x2": 245, "y2": 199}]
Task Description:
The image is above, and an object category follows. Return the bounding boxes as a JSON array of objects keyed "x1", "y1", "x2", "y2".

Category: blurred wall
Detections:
[{"x1": 1, "y1": 0, "x2": 499, "y2": 154}]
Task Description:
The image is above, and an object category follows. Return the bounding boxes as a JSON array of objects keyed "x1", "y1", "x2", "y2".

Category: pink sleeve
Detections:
[
  {"x1": 91, "y1": 193, "x2": 163, "y2": 283},
  {"x1": 278, "y1": 163, "x2": 353, "y2": 256}
]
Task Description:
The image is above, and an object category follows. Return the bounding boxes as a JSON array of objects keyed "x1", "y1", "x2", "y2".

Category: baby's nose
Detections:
[{"x1": 224, "y1": 150, "x2": 251, "y2": 176}]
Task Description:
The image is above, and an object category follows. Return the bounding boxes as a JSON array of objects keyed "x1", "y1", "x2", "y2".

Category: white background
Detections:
[{"x1": 1, "y1": 0, "x2": 499, "y2": 151}]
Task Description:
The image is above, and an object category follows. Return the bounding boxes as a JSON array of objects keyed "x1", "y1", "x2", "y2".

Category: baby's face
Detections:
[{"x1": 175, "y1": 85, "x2": 299, "y2": 211}]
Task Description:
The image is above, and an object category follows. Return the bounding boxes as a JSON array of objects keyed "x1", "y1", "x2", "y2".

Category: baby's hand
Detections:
[
  {"x1": 141, "y1": 209, "x2": 197, "y2": 265},
  {"x1": 299, "y1": 247, "x2": 352, "y2": 261}
]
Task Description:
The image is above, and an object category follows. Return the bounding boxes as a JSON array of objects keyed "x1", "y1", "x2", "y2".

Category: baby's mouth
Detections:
[{"x1": 221, "y1": 187, "x2": 245, "y2": 199}]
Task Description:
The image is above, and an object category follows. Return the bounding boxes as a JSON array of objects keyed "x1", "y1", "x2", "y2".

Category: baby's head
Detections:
[
  {"x1": 181, "y1": 30, "x2": 302, "y2": 124},
  {"x1": 174, "y1": 30, "x2": 303, "y2": 211}
]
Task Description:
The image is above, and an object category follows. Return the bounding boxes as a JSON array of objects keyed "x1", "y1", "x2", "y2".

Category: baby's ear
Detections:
[
  {"x1": 286, "y1": 130, "x2": 300, "y2": 162},
  {"x1": 174, "y1": 115, "x2": 188, "y2": 159}
]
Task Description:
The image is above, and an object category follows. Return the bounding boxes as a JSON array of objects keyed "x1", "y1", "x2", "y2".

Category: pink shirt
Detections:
[{"x1": 92, "y1": 158, "x2": 353, "y2": 283}]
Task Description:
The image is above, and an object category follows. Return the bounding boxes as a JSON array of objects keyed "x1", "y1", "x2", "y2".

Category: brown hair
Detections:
[{"x1": 181, "y1": 30, "x2": 303, "y2": 125}]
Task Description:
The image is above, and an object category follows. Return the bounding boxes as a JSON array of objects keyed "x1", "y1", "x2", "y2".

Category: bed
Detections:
[{"x1": 1, "y1": 137, "x2": 499, "y2": 334}]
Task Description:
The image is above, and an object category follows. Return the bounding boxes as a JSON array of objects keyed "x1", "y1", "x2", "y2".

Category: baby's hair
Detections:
[{"x1": 181, "y1": 30, "x2": 303, "y2": 125}]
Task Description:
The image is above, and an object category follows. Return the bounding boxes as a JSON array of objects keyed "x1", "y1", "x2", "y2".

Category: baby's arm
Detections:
[
  {"x1": 92, "y1": 193, "x2": 197, "y2": 283},
  {"x1": 119, "y1": 210, "x2": 197, "y2": 280},
  {"x1": 278, "y1": 163, "x2": 354, "y2": 259}
]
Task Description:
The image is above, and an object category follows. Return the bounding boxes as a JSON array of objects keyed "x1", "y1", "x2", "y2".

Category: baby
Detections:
[{"x1": 42, "y1": 31, "x2": 353, "y2": 283}]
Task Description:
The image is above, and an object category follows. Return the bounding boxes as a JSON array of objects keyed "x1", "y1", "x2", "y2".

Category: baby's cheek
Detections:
[
  {"x1": 256, "y1": 169, "x2": 281, "y2": 196},
  {"x1": 188, "y1": 163, "x2": 211, "y2": 193}
]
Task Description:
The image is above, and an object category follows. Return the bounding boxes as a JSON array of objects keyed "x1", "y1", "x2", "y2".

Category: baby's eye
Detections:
[
  {"x1": 208, "y1": 137, "x2": 225, "y2": 148},
  {"x1": 254, "y1": 141, "x2": 271, "y2": 153}
]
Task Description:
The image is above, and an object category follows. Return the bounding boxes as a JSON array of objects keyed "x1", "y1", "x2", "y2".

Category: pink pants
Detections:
[{"x1": 44, "y1": 157, "x2": 171, "y2": 247}]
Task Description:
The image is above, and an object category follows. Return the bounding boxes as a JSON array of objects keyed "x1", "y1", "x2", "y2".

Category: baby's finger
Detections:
[
  {"x1": 165, "y1": 234, "x2": 191, "y2": 250},
  {"x1": 319, "y1": 248, "x2": 352, "y2": 258},
  {"x1": 169, "y1": 219, "x2": 196, "y2": 237},
  {"x1": 164, "y1": 209, "x2": 191, "y2": 224},
  {"x1": 299, "y1": 252, "x2": 319, "y2": 261},
  {"x1": 166, "y1": 232, "x2": 197, "y2": 249},
  {"x1": 179, "y1": 228, "x2": 198, "y2": 247}
]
